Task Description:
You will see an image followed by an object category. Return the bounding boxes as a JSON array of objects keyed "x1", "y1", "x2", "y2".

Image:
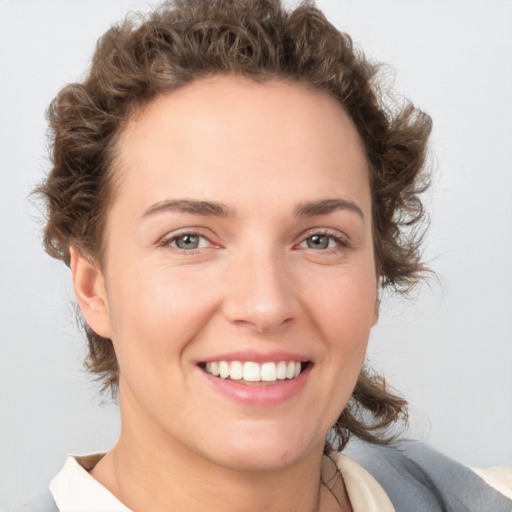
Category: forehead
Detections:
[{"x1": 112, "y1": 74, "x2": 370, "y2": 214}]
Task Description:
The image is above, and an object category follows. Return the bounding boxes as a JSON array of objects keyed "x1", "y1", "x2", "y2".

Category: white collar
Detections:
[
  {"x1": 50, "y1": 452, "x2": 395, "y2": 512},
  {"x1": 332, "y1": 452, "x2": 395, "y2": 511},
  {"x1": 50, "y1": 455, "x2": 130, "y2": 512}
]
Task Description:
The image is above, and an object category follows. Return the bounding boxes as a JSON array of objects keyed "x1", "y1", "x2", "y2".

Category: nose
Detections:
[{"x1": 222, "y1": 249, "x2": 298, "y2": 334}]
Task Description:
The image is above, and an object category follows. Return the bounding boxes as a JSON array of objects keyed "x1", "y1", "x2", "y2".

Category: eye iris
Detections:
[
  {"x1": 176, "y1": 234, "x2": 199, "y2": 250},
  {"x1": 307, "y1": 235, "x2": 329, "y2": 249}
]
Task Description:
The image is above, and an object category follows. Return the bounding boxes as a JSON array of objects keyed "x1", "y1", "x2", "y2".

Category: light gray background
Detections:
[{"x1": 1, "y1": 0, "x2": 511, "y2": 508}]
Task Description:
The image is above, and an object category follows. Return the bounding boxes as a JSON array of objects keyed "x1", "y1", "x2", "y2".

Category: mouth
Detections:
[{"x1": 198, "y1": 360, "x2": 312, "y2": 384}]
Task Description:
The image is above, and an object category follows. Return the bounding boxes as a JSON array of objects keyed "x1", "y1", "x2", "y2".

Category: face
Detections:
[{"x1": 78, "y1": 75, "x2": 378, "y2": 471}]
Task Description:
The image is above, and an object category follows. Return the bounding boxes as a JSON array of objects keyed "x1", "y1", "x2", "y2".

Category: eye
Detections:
[
  {"x1": 305, "y1": 234, "x2": 333, "y2": 250},
  {"x1": 166, "y1": 232, "x2": 211, "y2": 251},
  {"x1": 298, "y1": 231, "x2": 347, "y2": 251}
]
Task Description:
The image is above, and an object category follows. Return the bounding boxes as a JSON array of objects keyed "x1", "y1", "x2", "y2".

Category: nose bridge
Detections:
[{"x1": 222, "y1": 239, "x2": 296, "y2": 333}]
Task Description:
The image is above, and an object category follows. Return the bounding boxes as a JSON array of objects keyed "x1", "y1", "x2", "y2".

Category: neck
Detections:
[
  {"x1": 91, "y1": 386, "x2": 349, "y2": 512},
  {"x1": 106, "y1": 431, "x2": 324, "y2": 512}
]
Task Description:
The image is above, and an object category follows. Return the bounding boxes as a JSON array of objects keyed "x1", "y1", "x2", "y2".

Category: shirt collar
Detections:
[{"x1": 50, "y1": 455, "x2": 130, "y2": 512}]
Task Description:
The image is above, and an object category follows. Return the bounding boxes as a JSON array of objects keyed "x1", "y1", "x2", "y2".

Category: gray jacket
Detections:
[{"x1": 346, "y1": 440, "x2": 512, "y2": 512}]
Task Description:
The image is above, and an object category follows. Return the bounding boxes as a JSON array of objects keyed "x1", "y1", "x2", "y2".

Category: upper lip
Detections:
[{"x1": 197, "y1": 350, "x2": 311, "y2": 364}]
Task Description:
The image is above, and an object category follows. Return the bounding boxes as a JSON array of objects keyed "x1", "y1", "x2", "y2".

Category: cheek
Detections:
[
  {"x1": 301, "y1": 278, "x2": 375, "y2": 435},
  {"x1": 306, "y1": 264, "x2": 377, "y2": 332},
  {"x1": 309, "y1": 270, "x2": 377, "y2": 376},
  {"x1": 105, "y1": 263, "x2": 218, "y2": 374}
]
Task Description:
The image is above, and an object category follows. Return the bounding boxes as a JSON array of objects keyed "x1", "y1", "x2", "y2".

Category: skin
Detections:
[{"x1": 71, "y1": 75, "x2": 379, "y2": 512}]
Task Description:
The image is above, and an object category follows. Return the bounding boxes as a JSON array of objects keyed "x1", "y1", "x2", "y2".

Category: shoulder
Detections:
[{"x1": 343, "y1": 440, "x2": 512, "y2": 512}]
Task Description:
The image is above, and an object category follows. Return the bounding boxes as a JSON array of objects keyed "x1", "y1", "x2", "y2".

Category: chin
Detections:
[
  {"x1": 210, "y1": 447, "x2": 307, "y2": 473},
  {"x1": 200, "y1": 424, "x2": 322, "y2": 472}
]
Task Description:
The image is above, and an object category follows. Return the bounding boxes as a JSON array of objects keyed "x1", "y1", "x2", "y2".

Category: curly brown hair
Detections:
[{"x1": 36, "y1": 0, "x2": 432, "y2": 450}]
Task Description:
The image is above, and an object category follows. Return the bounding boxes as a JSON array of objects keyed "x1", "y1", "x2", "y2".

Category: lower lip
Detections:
[{"x1": 199, "y1": 365, "x2": 312, "y2": 406}]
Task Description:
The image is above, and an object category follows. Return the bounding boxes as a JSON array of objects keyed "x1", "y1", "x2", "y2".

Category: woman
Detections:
[{"x1": 35, "y1": 0, "x2": 511, "y2": 510}]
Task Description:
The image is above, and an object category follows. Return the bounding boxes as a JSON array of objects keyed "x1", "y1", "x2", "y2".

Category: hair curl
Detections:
[{"x1": 36, "y1": 0, "x2": 432, "y2": 450}]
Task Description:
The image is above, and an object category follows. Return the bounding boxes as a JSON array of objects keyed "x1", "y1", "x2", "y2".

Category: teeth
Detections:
[
  {"x1": 203, "y1": 360, "x2": 306, "y2": 382},
  {"x1": 243, "y1": 362, "x2": 260, "y2": 382},
  {"x1": 210, "y1": 361, "x2": 220, "y2": 376},
  {"x1": 276, "y1": 361, "x2": 287, "y2": 380},
  {"x1": 286, "y1": 361, "x2": 295, "y2": 379},
  {"x1": 261, "y1": 362, "x2": 277, "y2": 382},
  {"x1": 219, "y1": 361, "x2": 230, "y2": 379},
  {"x1": 230, "y1": 361, "x2": 243, "y2": 380}
]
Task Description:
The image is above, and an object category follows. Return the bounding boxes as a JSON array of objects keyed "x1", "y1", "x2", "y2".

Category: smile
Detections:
[
  {"x1": 198, "y1": 358, "x2": 312, "y2": 406},
  {"x1": 200, "y1": 361, "x2": 310, "y2": 383}
]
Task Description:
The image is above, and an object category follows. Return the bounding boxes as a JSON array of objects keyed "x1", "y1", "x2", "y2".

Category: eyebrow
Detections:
[
  {"x1": 142, "y1": 199, "x2": 231, "y2": 218},
  {"x1": 294, "y1": 198, "x2": 365, "y2": 221},
  {"x1": 142, "y1": 197, "x2": 364, "y2": 221}
]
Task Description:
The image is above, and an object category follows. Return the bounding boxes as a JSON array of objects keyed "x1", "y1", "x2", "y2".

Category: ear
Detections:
[
  {"x1": 372, "y1": 295, "x2": 380, "y2": 326},
  {"x1": 70, "y1": 246, "x2": 112, "y2": 339},
  {"x1": 371, "y1": 281, "x2": 381, "y2": 326}
]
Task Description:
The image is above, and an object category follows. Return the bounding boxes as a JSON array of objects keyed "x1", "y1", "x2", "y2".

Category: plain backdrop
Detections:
[{"x1": 1, "y1": 0, "x2": 511, "y2": 508}]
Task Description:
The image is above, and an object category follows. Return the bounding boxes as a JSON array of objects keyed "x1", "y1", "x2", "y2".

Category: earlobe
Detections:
[{"x1": 70, "y1": 246, "x2": 112, "y2": 339}]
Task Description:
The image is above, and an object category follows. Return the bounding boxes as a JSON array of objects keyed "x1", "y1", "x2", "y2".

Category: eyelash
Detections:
[{"x1": 159, "y1": 229, "x2": 350, "y2": 254}]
